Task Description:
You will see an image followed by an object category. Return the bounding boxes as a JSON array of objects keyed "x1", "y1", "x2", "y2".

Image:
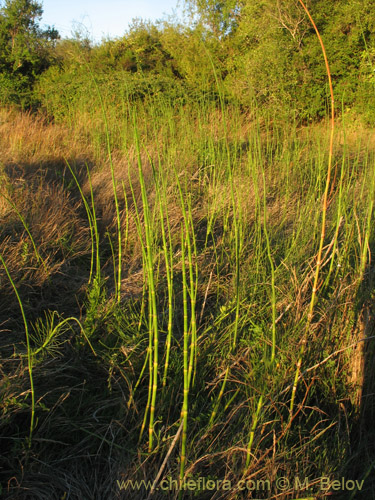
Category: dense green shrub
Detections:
[{"x1": 0, "y1": 0, "x2": 59, "y2": 107}]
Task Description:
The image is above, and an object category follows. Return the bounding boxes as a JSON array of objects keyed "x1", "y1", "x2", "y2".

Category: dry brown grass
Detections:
[
  {"x1": 0, "y1": 107, "x2": 88, "y2": 165},
  {"x1": 0, "y1": 109, "x2": 95, "y2": 327}
]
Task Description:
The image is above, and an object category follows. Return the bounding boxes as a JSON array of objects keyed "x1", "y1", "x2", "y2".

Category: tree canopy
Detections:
[{"x1": 0, "y1": 0, "x2": 59, "y2": 105}]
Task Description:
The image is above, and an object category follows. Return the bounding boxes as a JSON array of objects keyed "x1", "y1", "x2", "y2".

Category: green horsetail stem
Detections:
[
  {"x1": 359, "y1": 171, "x2": 374, "y2": 282},
  {"x1": 126, "y1": 166, "x2": 151, "y2": 421},
  {"x1": 133, "y1": 112, "x2": 159, "y2": 452},
  {"x1": 0, "y1": 253, "x2": 35, "y2": 447},
  {"x1": 180, "y1": 225, "x2": 190, "y2": 484},
  {"x1": 84, "y1": 56, "x2": 122, "y2": 303},
  {"x1": 64, "y1": 160, "x2": 95, "y2": 285},
  {"x1": 261, "y1": 166, "x2": 277, "y2": 364},
  {"x1": 152, "y1": 171, "x2": 174, "y2": 388},
  {"x1": 245, "y1": 394, "x2": 263, "y2": 470},
  {"x1": 87, "y1": 164, "x2": 101, "y2": 284},
  {"x1": 175, "y1": 171, "x2": 198, "y2": 389}
]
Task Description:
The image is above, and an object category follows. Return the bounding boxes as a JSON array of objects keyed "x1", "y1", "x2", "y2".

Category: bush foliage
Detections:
[{"x1": 1, "y1": 0, "x2": 375, "y2": 120}]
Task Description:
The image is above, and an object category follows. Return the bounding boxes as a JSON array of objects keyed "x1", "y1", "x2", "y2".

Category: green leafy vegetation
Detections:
[
  {"x1": 1, "y1": 1, "x2": 375, "y2": 499},
  {"x1": 0, "y1": 0, "x2": 59, "y2": 107}
]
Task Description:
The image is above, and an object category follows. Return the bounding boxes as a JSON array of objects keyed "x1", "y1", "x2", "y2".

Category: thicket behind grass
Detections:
[{"x1": 0, "y1": 88, "x2": 374, "y2": 499}]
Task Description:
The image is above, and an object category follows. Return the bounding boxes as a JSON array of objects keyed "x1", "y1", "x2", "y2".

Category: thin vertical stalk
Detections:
[
  {"x1": 245, "y1": 394, "x2": 263, "y2": 470},
  {"x1": 133, "y1": 112, "x2": 159, "y2": 452},
  {"x1": 127, "y1": 151, "x2": 152, "y2": 443},
  {"x1": 175, "y1": 173, "x2": 197, "y2": 389},
  {"x1": 359, "y1": 173, "x2": 375, "y2": 281},
  {"x1": 180, "y1": 225, "x2": 189, "y2": 484},
  {"x1": 126, "y1": 168, "x2": 153, "y2": 423},
  {"x1": 146, "y1": 147, "x2": 173, "y2": 389},
  {"x1": 83, "y1": 56, "x2": 122, "y2": 303},
  {"x1": 87, "y1": 164, "x2": 101, "y2": 284},
  {"x1": 139, "y1": 282, "x2": 154, "y2": 443},
  {"x1": 121, "y1": 181, "x2": 129, "y2": 279},
  {"x1": 155, "y1": 176, "x2": 174, "y2": 388},
  {"x1": 0, "y1": 254, "x2": 35, "y2": 446},
  {"x1": 261, "y1": 167, "x2": 277, "y2": 363},
  {"x1": 290, "y1": 0, "x2": 335, "y2": 417},
  {"x1": 65, "y1": 160, "x2": 100, "y2": 285},
  {"x1": 186, "y1": 200, "x2": 198, "y2": 388},
  {"x1": 106, "y1": 231, "x2": 117, "y2": 294}
]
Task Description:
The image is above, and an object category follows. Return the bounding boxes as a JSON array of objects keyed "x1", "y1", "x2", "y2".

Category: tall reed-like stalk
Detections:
[
  {"x1": 150, "y1": 166, "x2": 174, "y2": 388},
  {"x1": 126, "y1": 162, "x2": 151, "y2": 437},
  {"x1": 0, "y1": 254, "x2": 35, "y2": 446},
  {"x1": 358, "y1": 166, "x2": 374, "y2": 282},
  {"x1": 245, "y1": 394, "x2": 263, "y2": 470},
  {"x1": 132, "y1": 112, "x2": 159, "y2": 452},
  {"x1": 87, "y1": 164, "x2": 101, "y2": 284},
  {"x1": 179, "y1": 225, "x2": 189, "y2": 484},
  {"x1": 82, "y1": 54, "x2": 122, "y2": 303},
  {"x1": 65, "y1": 160, "x2": 101, "y2": 285},
  {"x1": 289, "y1": 0, "x2": 335, "y2": 417},
  {"x1": 261, "y1": 166, "x2": 277, "y2": 364},
  {"x1": 175, "y1": 172, "x2": 198, "y2": 388}
]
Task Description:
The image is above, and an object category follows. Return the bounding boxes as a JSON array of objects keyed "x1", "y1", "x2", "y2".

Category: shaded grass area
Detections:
[{"x1": 0, "y1": 102, "x2": 374, "y2": 499}]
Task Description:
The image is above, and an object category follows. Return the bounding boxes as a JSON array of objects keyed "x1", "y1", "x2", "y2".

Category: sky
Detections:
[{"x1": 41, "y1": 0, "x2": 184, "y2": 42}]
